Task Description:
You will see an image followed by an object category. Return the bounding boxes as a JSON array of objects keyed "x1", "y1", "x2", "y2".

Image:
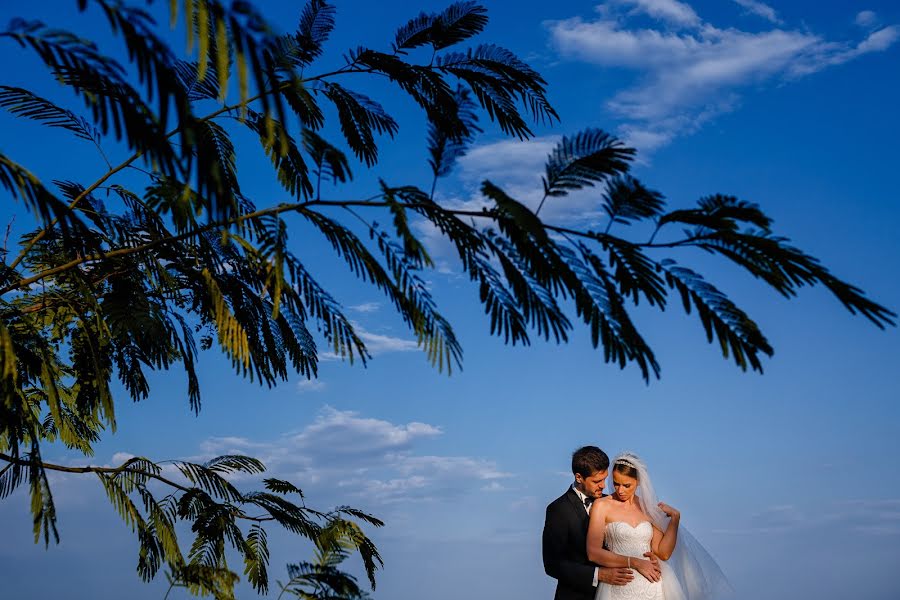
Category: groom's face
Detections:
[{"x1": 575, "y1": 469, "x2": 608, "y2": 498}]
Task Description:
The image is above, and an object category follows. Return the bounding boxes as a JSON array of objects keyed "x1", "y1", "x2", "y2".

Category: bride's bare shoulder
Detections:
[{"x1": 589, "y1": 495, "x2": 613, "y2": 519}]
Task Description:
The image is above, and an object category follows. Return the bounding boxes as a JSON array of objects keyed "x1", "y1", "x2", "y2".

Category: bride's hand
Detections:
[
  {"x1": 633, "y1": 557, "x2": 661, "y2": 583},
  {"x1": 658, "y1": 502, "x2": 680, "y2": 521}
]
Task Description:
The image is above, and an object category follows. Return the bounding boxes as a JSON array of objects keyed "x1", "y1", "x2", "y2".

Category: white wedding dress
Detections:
[
  {"x1": 595, "y1": 521, "x2": 685, "y2": 600},
  {"x1": 592, "y1": 452, "x2": 730, "y2": 600}
]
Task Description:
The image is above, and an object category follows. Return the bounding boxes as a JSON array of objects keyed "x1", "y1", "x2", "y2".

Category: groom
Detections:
[{"x1": 542, "y1": 446, "x2": 636, "y2": 600}]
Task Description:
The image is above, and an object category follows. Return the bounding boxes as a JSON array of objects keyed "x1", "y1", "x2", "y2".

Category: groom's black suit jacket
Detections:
[{"x1": 542, "y1": 488, "x2": 601, "y2": 600}]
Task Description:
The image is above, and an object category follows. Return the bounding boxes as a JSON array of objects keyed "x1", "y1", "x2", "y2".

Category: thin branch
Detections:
[
  {"x1": 2, "y1": 41, "x2": 431, "y2": 275},
  {"x1": 0, "y1": 453, "x2": 281, "y2": 524},
  {"x1": 0, "y1": 201, "x2": 306, "y2": 295},
  {"x1": 309, "y1": 199, "x2": 715, "y2": 248},
  {"x1": 1, "y1": 214, "x2": 14, "y2": 262},
  {"x1": 0, "y1": 452, "x2": 192, "y2": 493},
  {"x1": 2, "y1": 65, "x2": 373, "y2": 273},
  {"x1": 534, "y1": 192, "x2": 549, "y2": 217},
  {"x1": 0, "y1": 191, "x2": 714, "y2": 296}
]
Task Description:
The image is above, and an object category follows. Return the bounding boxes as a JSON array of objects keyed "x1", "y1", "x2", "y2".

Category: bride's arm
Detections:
[
  {"x1": 650, "y1": 502, "x2": 680, "y2": 560},
  {"x1": 586, "y1": 501, "x2": 616, "y2": 565},
  {"x1": 588, "y1": 501, "x2": 661, "y2": 582}
]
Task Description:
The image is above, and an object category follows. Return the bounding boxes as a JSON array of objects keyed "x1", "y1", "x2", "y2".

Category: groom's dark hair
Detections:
[{"x1": 572, "y1": 446, "x2": 609, "y2": 477}]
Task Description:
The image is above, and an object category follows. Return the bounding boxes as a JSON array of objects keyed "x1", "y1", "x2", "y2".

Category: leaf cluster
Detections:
[{"x1": 0, "y1": 0, "x2": 895, "y2": 597}]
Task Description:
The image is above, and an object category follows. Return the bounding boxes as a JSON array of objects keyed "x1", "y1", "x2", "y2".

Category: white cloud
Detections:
[
  {"x1": 356, "y1": 327, "x2": 419, "y2": 355},
  {"x1": 296, "y1": 379, "x2": 326, "y2": 394},
  {"x1": 411, "y1": 133, "x2": 630, "y2": 254},
  {"x1": 396, "y1": 455, "x2": 508, "y2": 480},
  {"x1": 856, "y1": 25, "x2": 900, "y2": 53},
  {"x1": 546, "y1": 3, "x2": 899, "y2": 153},
  {"x1": 855, "y1": 10, "x2": 879, "y2": 29},
  {"x1": 455, "y1": 135, "x2": 611, "y2": 225},
  {"x1": 317, "y1": 323, "x2": 420, "y2": 360},
  {"x1": 458, "y1": 137, "x2": 557, "y2": 186},
  {"x1": 732, "y1": 0, "x2": 781, "y2": 24},
  {"x1": 195, "y1": 407, "x2": 508, "y2": 504},
  {"x1": 111, "y1": 452, "x2": 136, "y2": 464},
  {"x1": 349, "y1": 302, "x2": 381, "y2": 313},
  {"x1": 288, "y1": 406, "x2": 442, "y2": 456},
  {"x1": 482, "y1": 481, "x2": 507, "y2": 492},
  {"x1": 606, "y1": 0, "x2": 701, "y2": 28},
  {"x1": 35, "y1": 408, "x2": 509, "y2": 511}
]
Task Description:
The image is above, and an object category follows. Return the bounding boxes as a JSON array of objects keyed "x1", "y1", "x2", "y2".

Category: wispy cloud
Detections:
[
  {"x1": 855, "y1": 10, "x2": 879, "y2": 29},
  {"x1": 296, "y1": 379, "x2": 326, "y2": 394},
  {"x1": 349, "y1": 302, "x2": 381, "y2": 314},
  {"x1": 605, "y1": 0, "x2": 701, "y2": 28},
  {"x1": 714, "y1": 499, "x2": 900, "y2": 536},
  {"x1": 732, "y1": 0, "x2": 781, "y2": 24},
  {"x1": 318, "y1": 322, "x2": 420, "y2": 361},
  {"x1": 412, "y1": 133, "x2": 629, "y2": 263},
  {"x1": 455, "y1": 135, "x2": 610, "y2": 225},
  {"x1": 356, "y1": 326, "x2": 419, "y2": 355},
  {"x1": 196, "y1": 407, "x2": 509, "y2": 504},
  {"x1": 42, "y1": 407, "x2": 507, "y2": 513},
  {"x1": 546, "y1": 2, "x2": 899, "y2": 152}
]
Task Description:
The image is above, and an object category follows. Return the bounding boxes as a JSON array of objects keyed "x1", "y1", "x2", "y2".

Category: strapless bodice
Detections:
[
  {"x1": 605, "y1": 521, "x2": 654, "y2": 558},
  {"x1": 596, "y1": 521, "x2": 664, "y2": 600}
]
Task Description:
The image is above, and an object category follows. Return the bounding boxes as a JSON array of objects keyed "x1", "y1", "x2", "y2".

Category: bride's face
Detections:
[{"x1": 612, "y1": 471, "x2": 638, "y2": 502}]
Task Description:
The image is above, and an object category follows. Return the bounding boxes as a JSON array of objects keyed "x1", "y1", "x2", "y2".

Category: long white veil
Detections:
[{"x1": 611, "y1": 452, "x2": 731, "y2": 600}]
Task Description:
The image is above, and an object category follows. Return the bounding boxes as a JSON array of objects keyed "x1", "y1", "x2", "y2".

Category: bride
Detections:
[{"x1": 587, "y1": 452, "x2": 729, "y2": 600}]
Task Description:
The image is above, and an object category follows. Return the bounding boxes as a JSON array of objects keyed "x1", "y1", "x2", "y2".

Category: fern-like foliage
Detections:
[
  {"x1": 0, "y1": 86, "x2": 100, "y2": 142},
  {"x1": 660, "y1": 260, "x2": 772, "y2": 371},
  {"x1": 278, "y1": 515, "x2": 381, "y2": 598},
  {"x1": 602, "y1": 175, "x2": 666, "y2": 230},
  {"x1": 302, "y1": 128, "x2": 352, "y2": 194},
  {"x1": 0, "y1": 1, "x2": 895, "y2": 598},
  {"x1": 278, "y1": 0, "x2": 336, "y2": 67},
  {"x1": 662, "y1": 195, "x2": 896, "y2": 328},
  {"x1": 659, "y1": 194, "x2": 772, "y2": 231},
  {"x1": 427, "y1": 85, "x2": 482, "y2": 185},
  {"x1": 436, "y1": 43, "x2": 558, "y2": 138},
  {"x1": 542, "y1": 129, "x2": 634, "y2": 198},
  {"x1": 394, "y1": 1, "x2": 488, "y2": 51},
  {"x1": 322, "y1": 83, "x2": 399, "y2": 166}
]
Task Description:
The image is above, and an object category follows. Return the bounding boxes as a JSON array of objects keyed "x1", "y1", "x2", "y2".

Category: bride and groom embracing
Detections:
[{"x1": 542, "y1": 446, "x2": 729, "y2": 600}]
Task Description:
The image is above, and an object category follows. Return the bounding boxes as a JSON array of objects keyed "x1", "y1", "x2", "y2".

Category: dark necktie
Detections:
[{"x1": 583, "y1": 496, "x2": 594, "y2": 509}]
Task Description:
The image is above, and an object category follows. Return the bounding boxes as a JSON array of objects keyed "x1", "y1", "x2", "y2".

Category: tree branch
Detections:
[
  {"x1": 2, "y1": 63, "x2": 376, "y2": 274},
  {"x1": 1, "y1": 193, "x2": 719, "y2": 296},
  {"x1": 0, "y1": 452, "x2": 192, "y2": 493},
  {"x1": 0, "y1": 201, "x2": 309, "y2": 295}
]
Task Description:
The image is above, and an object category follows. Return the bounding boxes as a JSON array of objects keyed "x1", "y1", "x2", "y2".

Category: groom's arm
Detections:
[
  {"x1": 587, "y1": 502, "x2": 660, "y2": 583},
  {"x1": 542, "y1": 503, "x2": 597, "y2": 591}
]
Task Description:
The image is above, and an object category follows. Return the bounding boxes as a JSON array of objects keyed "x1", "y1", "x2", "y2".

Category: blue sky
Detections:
[{"x1": 1, "y1": 1, "x2": 899, "y2": 599}]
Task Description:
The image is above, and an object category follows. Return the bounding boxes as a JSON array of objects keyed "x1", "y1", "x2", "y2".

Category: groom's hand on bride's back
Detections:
[{"x1": 597, "y1": 567, "x2": 634, "y2": 586}]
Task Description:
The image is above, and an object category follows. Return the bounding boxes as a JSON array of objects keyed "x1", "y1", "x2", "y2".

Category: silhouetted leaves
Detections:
[
  {"x1": 436, "y1": 43, "x2": 557, "y2": 137},
  {"x1": 660, "y1": 260, "x2": 772, "y2": 372},
  {"x1": 0, "y1": 2, "x2": 894, "y2": 599},
  {"x1": 602, "y1": 175, "x2": 666, "y2": 229},
  {"x1": 322, "y1": 83, "x2": 399, "y2": 166},
  {"x1": 395, "y1": 1, "x2": 488, "y2": 51},
  {"x1": 0, "y1": 86, "x2": 100, "y2": 142}
]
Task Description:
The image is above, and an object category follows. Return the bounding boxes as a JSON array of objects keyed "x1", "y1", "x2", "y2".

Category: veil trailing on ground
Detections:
[{"x1": 611, "y1": 452, "x2": 731, "y2": 600}]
